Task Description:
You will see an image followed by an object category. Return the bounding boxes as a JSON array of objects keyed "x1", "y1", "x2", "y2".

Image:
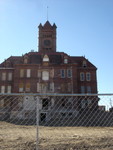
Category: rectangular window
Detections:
[
  {"x1": 1, "y1": 86, "x2": 5, "y2": 93},
  {"x1": 7, "y1": 86, "x2": 11, "y2": 93},
  {"x1": 42, "y1": 71, "x2": 49, "y2": 81},
  {"x1": 61, "y1": 69, "x2": 65, "y2": 78},
  {"x1": 26, "y1": 69, "x2": 31, "y2": 78},
  {"x1": 25, "y1": 83, "x2": 30, "y2": 92},
  {"x1": 50, "y1": 69, "x2": 54, "y2": 78},
  {"x1": 86, "y1": 72, "x2": 91, "y2": 81},
  {"x1": 8, "y1": 72, "x2": 12, "y2": 81},
  {"x1": 80, "y1": 72, "x2": 85, "y2": 81},
  {"x1": 37, "y1": 70, "x2": 41, "y2": 78},
  {"x1": 81, "y1": 86, "x2": 85, "y2": 93},
  {"x1": 2, "y1": 72, "x2": 6, "y2": 81},
  {"x1": 37, "y1": 83, "x2": 40, "y2": 92},
  {"x1": 87, "y1": 86, "x2": 91, "y2": 93},
  {"x1": 50, "y1": 82, "x2": 54, "y2": 92},
  {"x1": 19, "y1": 83, "x2": 24, "y2": 92},
  {"x1": 68, "y1": 83, "x2": 72, "y2": 92},
  {"x1": 67, "y1": 69, "x2": 72, "y2": 78},
  {"x1": 20, "y1": 69, "x2": 24, "y2": 78}
]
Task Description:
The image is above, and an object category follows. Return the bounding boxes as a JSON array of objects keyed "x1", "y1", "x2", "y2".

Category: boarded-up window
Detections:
[
  {"x1": 2, "y1": 72, "x2": 6, "y2": 81},
  {"x1": 20, "y1": 69, "x2": 24, "y2": 78},
  {"x1": 7, "y1": 86, "x2": 11, "y2": 93},
  {"x1": 19, "y1": 83, "x2": 24, "y2": 92},
  {"x1": 8, "y1": 72, "x2": 12, "y2": 81},
  {"x1": 25, "y1": 83, "x2": 30, "y2": 92},
  {"x1": 26, "y1": 69, "x2": 31, "y2": 78},
  {"x1": 1, "y1": 86, "x2": 5, "y2": 93},
  {"x1": 42, "y1": 71, "x2": 49, "y2": 81}
]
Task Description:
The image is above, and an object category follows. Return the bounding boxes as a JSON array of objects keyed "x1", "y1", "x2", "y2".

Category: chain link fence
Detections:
[{"x1": 0, "y1": 93, "x2": 113, "y2": 150}]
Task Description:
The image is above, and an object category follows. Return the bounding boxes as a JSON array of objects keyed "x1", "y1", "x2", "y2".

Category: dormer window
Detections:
[
  {"x1": 6, "y1": 60, "x2": 11, "y2": 67},
  {"x1": 83, "y1": 60, "x2": 87, "y2": 67},
  {"x1": 64, "y1": 58, "x2": 68, "y2": 64},
  {"x1": 43, "y1": 55, "x2": 49, "y2": 62},
  {"x1": 24, "y1": 55, "x2": 28, "y2": 64}
]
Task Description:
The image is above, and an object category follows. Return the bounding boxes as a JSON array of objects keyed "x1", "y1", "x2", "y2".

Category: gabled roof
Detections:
[
  {"x1": 0, "y1": 56, "x2": 22, "y2": 67},
  {"x1": 70, "y1": 56, "x2": 97, "y2": 68}
]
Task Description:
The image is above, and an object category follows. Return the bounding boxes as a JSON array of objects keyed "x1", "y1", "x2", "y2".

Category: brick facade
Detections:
[{"x1": 0, "y1": 21, "x2": 98, "y2": 122}]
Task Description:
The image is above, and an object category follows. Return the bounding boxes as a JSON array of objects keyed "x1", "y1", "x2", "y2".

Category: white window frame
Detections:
[
  {"x1": 80, "y1": 72, "x2": 85, "y2": 81},
  {"x1": 67, "y1": 69, "x2": 72, "y2": 78},
  {"x1": 26, "y1": 69, "x2": 31, "y2": 78},
  {"x1": 42, "y1": 71, "x2": 49, "y2": 81},
  {"x1": 86, "y1": 72, "x2": 91, "y2": 81}
]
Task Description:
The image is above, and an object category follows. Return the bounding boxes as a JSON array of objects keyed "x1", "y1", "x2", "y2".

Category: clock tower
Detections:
[{"x1": 38, "y1": 21, "x2": 57, "y2": 53}]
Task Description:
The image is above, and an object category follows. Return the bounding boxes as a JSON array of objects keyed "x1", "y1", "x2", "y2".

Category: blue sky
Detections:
[{"x1": 0, "y1": 0, "x2": 113, "y2": 96}]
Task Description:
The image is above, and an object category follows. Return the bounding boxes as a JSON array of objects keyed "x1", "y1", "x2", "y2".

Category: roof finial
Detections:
[{"x1": 47, "y1": 6, "x2": 49, "y2": 20}]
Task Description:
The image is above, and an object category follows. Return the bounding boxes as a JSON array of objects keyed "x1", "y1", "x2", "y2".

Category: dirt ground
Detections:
[{"x1": 0, "y1": 121, "x2": 113, "y2": 150}]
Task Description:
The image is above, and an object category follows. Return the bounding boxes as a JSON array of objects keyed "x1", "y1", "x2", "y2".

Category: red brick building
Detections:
[
  {"x1": 0, "y1": 21, "x2": 97, "y2": 94},
  {"x1": 0, "y1": 21, "x2": 98, "y2": 122}
]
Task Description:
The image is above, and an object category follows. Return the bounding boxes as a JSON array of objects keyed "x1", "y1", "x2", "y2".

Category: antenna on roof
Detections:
[{"x1": 47, "y1": 6, "x2": 49, "y2": 20}]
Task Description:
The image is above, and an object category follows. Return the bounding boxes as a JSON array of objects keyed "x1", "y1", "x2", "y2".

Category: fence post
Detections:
[{"x1": 36, "y1": 96, "x2": 40, "y2": 150}]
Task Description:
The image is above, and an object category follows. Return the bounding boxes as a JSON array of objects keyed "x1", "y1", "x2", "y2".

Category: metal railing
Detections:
[{"x1": 0, "y1": 93, "x2": 113, "y2": 150}]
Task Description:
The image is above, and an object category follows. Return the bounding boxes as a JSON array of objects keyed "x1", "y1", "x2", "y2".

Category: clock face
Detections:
[{"x1": 44, "y1": 40, "x2": 51, "y2": 47}]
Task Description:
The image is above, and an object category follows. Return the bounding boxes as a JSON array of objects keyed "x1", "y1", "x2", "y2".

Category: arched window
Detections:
[
  {"x1": 83, "y1": 60, "x2": 87, "y2": 67},
  {"x1": 43, "y1": 55, "x2": 49, "y2": 62},
  {"x1": 64, "y1": 58, "x2": 68, "y2": 64}
]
